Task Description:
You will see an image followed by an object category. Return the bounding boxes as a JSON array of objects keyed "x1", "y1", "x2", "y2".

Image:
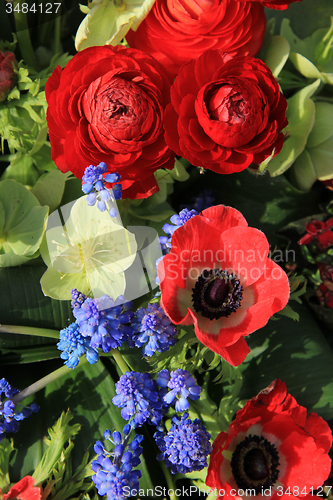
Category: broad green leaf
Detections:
[
  {"x1": 0, "y1": 264, "x2": 72, "y2": 332},
  {"x1": 288, "y1": 150, "x2": 317, "y2": 191},
  {"x1": 306, "y1": 101, "x2": 333, "y2": 148},
  {"x1": 0, "y1": 344, "x2": 59, "y2": 365},
  {"x1": 0, "y1": 180, "x2": 43, "y2": 233},
  {"x1": 6, "y1": 206, "x2": 48, "y2": 256},
  {"x1": 30, "y1": 170, "x2": 68, "y2": 213},
  {"x1": 263, "y1": 35, "x2": 290, "y2": 77},
  {"x1": 1, "y1": 154, "x2": 39, "y2": 186},
  {"x1": 267, "y1": 79, "x2": 320, "y2": 176},
  {"x1": 280, "y1": 18, "x2": 333, "y2": 84},
  {"x1": 0, "y1": 252, "x2": 40, "y2": 268},
  {"x1": 179, "y1": 168, "x2": 323, "y2": 246},
  {"x1": 288, "y1": 102, "x2": 333, "y2": 190},
  {"x1": 239, "y1": 301, "x2": 333, "y2": 421}
]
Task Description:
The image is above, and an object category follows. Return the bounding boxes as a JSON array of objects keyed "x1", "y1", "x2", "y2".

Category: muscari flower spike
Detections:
[
  {"x1": 154, "y1": 412, "x2": 212, "y2": 474},
  {"x1": 71, "y1": 288, "x2": 87, "y2": 310},
  {"x1": 73, "y1": 294, "x2": 134, "y2": 353},
  {"x1": 159, "y1": 208, "x2": 199, "y2": 255},
  {"x1": 129, "y1": 303, "x2": 177, "y2": 357},
  {"x1": 0, "y1": 378, "x2": 39, "y2": 442},
  {"x1": 57, "y1": 322, "x2": 99, "y2": 369},
  {"x1": 92, "y1": 424, "x2": 143, "y2": 500},
  {"x1": 156, "y1": 369, "x2": 201, "y2": 412},
  {"x1": 82, "y1": 162, "x2": 122, "y2": 218},
  {"x1": 112, "y1": 371, "x2": 163, "y2": 426}
]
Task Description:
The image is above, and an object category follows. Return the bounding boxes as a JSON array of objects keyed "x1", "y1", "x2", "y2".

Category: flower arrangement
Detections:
[{"x1": 1, "y1": 0, "x2": 333, "y2": 499}]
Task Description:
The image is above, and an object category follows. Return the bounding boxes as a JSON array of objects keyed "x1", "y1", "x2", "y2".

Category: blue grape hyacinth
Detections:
[
  {"x1": 156, "y1": 369, "x2": 201, "y2": 412},
  {"x1": 92, "y1": 425, "x2": 143, "y2": 500},
  {"x1": 154, "y1": 412, "x2": 212, "y2": 474},
  {"x1": 0, "y1": 378, "x2": 39, "y2": 442},
  {"x1": 129, "y1": 303, "x2": 177, "y2": 357},
  {"x1": 57, "y1": 322, "x2": 99, "y2": 369},
  {"x1": 73, "y1": 295, "x2": 134, "y2": 353},
  {"x1": 159, "y1": 208, "x2": 199, "y2": 255},
  {"x1": 82, "y1": 162, "x2": 122, "y2": 217},
  {"x1": 112, "y1": 372, "x2": 163, "y2": 426}
]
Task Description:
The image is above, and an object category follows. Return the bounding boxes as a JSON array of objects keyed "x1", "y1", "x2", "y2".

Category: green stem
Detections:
[
  {"x1": 160, "y1": 462, "x2": 178, "y2": 500},
  {"x1": 11, "y1": 360, "x2": 86, "y2": 404},
  {"x1": 111, "y1": 349, "x2": 130, "y2": 375},
  {"x1": 0, "y1": 325, "x2": 59, "y2": 339},
  {"x1": 14, "y1": 5, "x2": 38, "y2": 69}
]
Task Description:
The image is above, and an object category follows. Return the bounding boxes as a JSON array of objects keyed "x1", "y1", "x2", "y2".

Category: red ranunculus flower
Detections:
[
  {"x1": 298, "y1": 218, "x2": 333, "y2": 250},
  {"x1": 0, "y1": 52, "x2": 17, "y2": 102},
  {"x1": 1, "y1": 476, "x2": 41, "y2": 500},
  {"x1": 164, "y1": 50, "x2": 288, "y2": 175},
  {"x1": 126, "y1": 0, "x2": 266, "y2": 79},
  {"x1": 157, "y1": 205, "x2": 290, "y2": 366},
  {"x1": 237, "y1": 0, "x2": 302, "y2": 10},
  {"x1": 45, "y1": 46, "x2": 174, "y2": 199},
  {"x1": 206, "y1": 380, "x2": 332, "y2": 499}
]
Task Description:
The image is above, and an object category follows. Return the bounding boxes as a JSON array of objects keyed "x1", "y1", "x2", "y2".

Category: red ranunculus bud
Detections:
[{"x1": 0, "y1": 52, "x2": 17, "y2": 102}]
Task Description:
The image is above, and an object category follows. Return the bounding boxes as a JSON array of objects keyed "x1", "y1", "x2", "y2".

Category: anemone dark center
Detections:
[
  {"x1": 230, "y1": 435, "x2": 280, "y2": 494},
  {"x1": 192, "y1": 269, "x2": 243, "y2": 320}
]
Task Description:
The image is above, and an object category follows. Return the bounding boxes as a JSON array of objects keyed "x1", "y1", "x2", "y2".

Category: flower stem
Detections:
[
  {"x1": 11, "y1": 360, "x2": 87, "y2": 404},
  {"x1": 160, "y1": 462, "x2": 178, "y2": 500},
  {"x1": 111, "y1": 349, "x2": 130, "y2": 375},
  {"x1": 0, "y1": 325, "x2": 59, "y2": 339},
  {"x1": 14, "y1": 8, "x2": 38, "y2": 70}
]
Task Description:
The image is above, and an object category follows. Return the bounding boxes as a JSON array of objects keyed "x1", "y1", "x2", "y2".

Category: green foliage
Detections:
[
  {"x1": 275, "y1": 274, "x2": 307, "y2": 321},
  {"x1": 0, "y1": 180, "x2": 48, "y2": 267},
  {"x1": 0, "y1": 439, "x2": 15, "y2": 491},
  {"x1": 33, "y1": 410, "x2": 81, "y2": 485},
  {"x1": 288, "y1": 101, "x2": 333, "y2": 190},
  {"x1": 281, "y1": 18, "x2": 333, "y2": 85},
  {"x1": 267, "y1": 79, "x2": 321, "y2": 177}
]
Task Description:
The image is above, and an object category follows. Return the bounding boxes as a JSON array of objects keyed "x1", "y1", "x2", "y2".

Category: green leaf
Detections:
[
  {"x1": 30, "y1": 170, "x2": 68, "y2": 213},
  {"x1": 33, "y1": 410, "x2": 81, "y2": 485},
  {"x1": 13, "y1": 361, "x2": 155, "y2": 491},
  {"x1": 0, "y1": 264, "x2": 72, "y2": 331},
  {"x1": 1, "y1": 154, "x2": 39, "y2": 186},
  {"x1": 288, "y1": 102, "x2": 333, "y2": 190},
  {"x1": 239, "y1": 301, "x2": 333, "y2": 421},
  {"x1": 263, "y1": 35, "x2": 290, "y2": 77},
  {"x1": 267, "y1": 79, "x2": 321, "y2": 176},
  {"x1": 6, "y1": 206, "x2": 48, "y2": 256},
  {"x1": 177, "y1": 168, "x2": 323, "y2": 246},
  {"x1": 0, "y1": 439, "x2": 15, "y2": 491}
]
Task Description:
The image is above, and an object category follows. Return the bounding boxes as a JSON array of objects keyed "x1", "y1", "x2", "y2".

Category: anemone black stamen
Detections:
[
  {"x1": 192, "y1": 269, "x2": 243, "y2": 320},
  {"x1": 230, "y1": 434, "x2": 280, "y2": 494}
]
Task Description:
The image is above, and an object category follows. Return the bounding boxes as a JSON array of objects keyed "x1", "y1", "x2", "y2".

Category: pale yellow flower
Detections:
[{"x1": 75, "y1": 0, "x2": 156, "y2": 51}]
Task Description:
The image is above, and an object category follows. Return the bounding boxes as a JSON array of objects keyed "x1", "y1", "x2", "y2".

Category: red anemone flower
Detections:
[
  {"x1": 157, "y1": 205, "x2": 290, "y2": 366},
  {"x1": 1, "y1": 476, "x2": 41, "y2": 500},
  {"x1": 206, "y1": 380, "x2": 332, "y2": 498}
]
